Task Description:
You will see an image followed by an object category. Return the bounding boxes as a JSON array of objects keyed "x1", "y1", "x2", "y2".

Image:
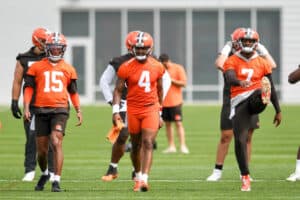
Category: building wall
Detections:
[{"x1": 1, "y1": 0, "x2": 300, "y2": 105}]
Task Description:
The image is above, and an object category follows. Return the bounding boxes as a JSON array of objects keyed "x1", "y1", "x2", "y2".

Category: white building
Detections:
[{"x1": 1, "y1": 0, "x2": 300, "y2": 105}]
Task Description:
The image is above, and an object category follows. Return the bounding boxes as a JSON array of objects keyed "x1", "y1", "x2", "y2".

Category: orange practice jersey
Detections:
[
  {"x1": 223, "y1": 53, "x2": 272, "y2": 98},
  {"x1": 163, "y1": 62, "x2": 187, "y2": 107},
  {"x1": 26, "y1": 58, "x2": 78, "y2": 108},
  {"x1": 117, "y1": 56, "x2": 165, "y2": 114}
]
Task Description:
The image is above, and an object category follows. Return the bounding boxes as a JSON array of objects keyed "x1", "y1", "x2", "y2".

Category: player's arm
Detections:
[
  {"x1": 99, "y1": 64, "x2": 116, "y2": 105},
  {"x1": 257, "y1": 43, "x2": 277, "y2": 69},
  {"x1": 288, "y1": 65, "x2": 300, "y2": 84},
  {"x1": 112, "y1": 78, "x2": 125, "y2": 126},
  {"x1": 68, "y1": 79, "x2": 82, "y2": 126},
  {"x1": 11, "y1": 61, "x2": 24, "y2": 119},
  {"x1": 215, "y1": 41, "x2": 232, "y2": 71},
  {"x1": 265, "y1": 74, "x2": 281, "y2": 127},
  {"x1": 23, "y1": 75, "x2": 35, "y2": 121},
  {"x1": 224, "y1": 69, "x2": 250, "y2": 87},
  {"x1": 157, "y1": 78, "x2": 163, "y2": 105}
]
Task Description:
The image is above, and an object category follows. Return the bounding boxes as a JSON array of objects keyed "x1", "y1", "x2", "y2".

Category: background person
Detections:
[
  {"x1": 11, "y1": 27, "x2": 54, "y2": 182},
  {"x1": 159, "y1": 53, "x2": 189, "y2": 154},
  {"x1": 286, "y1": 65, "x2": 300, "y2": 181}
]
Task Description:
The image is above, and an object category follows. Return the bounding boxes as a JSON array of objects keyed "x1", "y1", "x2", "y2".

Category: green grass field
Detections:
[{"x1": 0, "y1": 105, "x2": 300, "y2": 199}]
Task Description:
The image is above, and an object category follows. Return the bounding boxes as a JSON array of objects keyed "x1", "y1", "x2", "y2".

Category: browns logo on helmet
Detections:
[{"x1": 45, "y1": 32, "x2": 67, "y2": 62}]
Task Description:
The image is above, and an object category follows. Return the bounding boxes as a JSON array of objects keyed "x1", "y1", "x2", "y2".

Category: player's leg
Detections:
[
  {"x1": 34, "y1": 114, "x2": 52, "y2": 191},
  {"x1": 102, "y1": 112, "x2": 129, "y2": 181},
  {"x1": 162, "y1": 107, "x2": 176, "y2": 153},
  {"x1": 287, "y1": 146, "x2": 300, "y2": 181},
  {"x1": 127, "y1": 113, "x2": 143, "y2": 191},
  {"x1": 49, "y1": 113, "x2": 68, "y2": 192},
  {"x1": 207, "y1": 102, "x2": 233, "y2": 181},
  {"x1": 22, "y1": 118, "x2": 37, "y2": 181},
  {"x1": 139, "y1": 111, "x2": 160, "y2": 192},
  {"x1": 173, "y1": 104, "x2": 189, "y2": 154},
  {"x1": 232, "y1": 101, "x2": 252, "y2": 191}
]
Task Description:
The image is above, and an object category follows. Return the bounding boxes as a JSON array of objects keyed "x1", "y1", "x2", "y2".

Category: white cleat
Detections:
[
  {"x1": 163, "y1": 146, "x2": 177, "y2": 153},
  {"x1": 22, "y1": 171, "x2": 35, "y2": 182},
  {"x1": 286, "y1": 173, "x2": 300, "y2": 182},
  {"x1": 206, "y1": 169, "x2": 222, "y2": 181},
  {"x1": 180, "y1": 146, "x2": 190, "y2": 154}
]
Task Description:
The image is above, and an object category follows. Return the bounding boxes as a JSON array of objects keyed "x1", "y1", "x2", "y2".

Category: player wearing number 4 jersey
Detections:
[
  {"x1": 24, "y1": 32, "x2": 83, "y2": 192},
  {"x1": 113, "y1": 31, "x2": 164, "y2": 192}
]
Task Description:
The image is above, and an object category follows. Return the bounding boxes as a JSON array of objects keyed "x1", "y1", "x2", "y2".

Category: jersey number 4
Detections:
[
  {"x1": 138, "y1": 70, "x2": 151, "y2": 93},
  {"x1": 43, "y1": 71, "x2": 64, "y2": 92}
]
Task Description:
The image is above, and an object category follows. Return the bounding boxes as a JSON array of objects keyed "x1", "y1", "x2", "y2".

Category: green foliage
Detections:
[{"x1": 0, "y1": 105, "x2": 299, "y2": 199}]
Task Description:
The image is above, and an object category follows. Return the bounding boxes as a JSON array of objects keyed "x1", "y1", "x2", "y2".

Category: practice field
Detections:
[{"x1": 0, "y1": 105, "x2": 299, "y2": 199}]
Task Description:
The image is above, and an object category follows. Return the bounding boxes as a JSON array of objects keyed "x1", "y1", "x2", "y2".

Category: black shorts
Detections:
[
  {"x1": 34, "y1": 113, "x2": 69, "y2": 136},
  {"x1": 162, "y1": 104, "x2": 183, "y2": 122},
  {"x1": 220, "y1": 102, "x2": 260, "y2": 130}
]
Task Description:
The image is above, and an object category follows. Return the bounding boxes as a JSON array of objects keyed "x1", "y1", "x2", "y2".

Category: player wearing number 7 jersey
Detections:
[
  {"x1": 223, "y1": 28, "x2": 281, "y2": 192},
  {"x1": 112, "y1": 31, "x2": 164, "y2": 192},
  {"x1": 23, "y1": 32, "x2": 82, "y2": 192}
]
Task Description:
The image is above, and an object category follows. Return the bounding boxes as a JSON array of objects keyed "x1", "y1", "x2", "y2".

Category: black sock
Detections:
[{"x1": 215, "y1": 164, "x2": 223, "y2": 170}]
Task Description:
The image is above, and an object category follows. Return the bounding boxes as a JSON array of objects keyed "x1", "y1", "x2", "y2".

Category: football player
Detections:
[
  {"x1": 112, "y1": 31, "x2": 164, "y2": 192},
  {"x1": 11, "y1": 27, "x2": 54, "y2": 182},
  {"x1": 23, "y1": 32, "x2": 82, "y2": 192},
  {"x1": 207, "y1": 27, "x2": 277, "y2": 182},
  {"x1": 223, "y1": 28, "x2": 281, "y2": 191}
]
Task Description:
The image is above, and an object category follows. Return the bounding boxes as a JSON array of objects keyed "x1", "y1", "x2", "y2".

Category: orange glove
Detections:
[{"x1": 106, "y1": 119, "x2": 124, "y2": 144}]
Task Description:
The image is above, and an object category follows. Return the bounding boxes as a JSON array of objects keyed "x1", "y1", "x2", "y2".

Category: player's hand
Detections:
[
  {"x1": 23, "y1": 107, "x2": 31, "y2": 122},
  {"x1": 239, "y1": 80, "x2": 251, "y2": 88},
  {"x1": 159, "y1": 117, "x2": 164, "y2": 129},
  {"x1": 273, "y1": 112, "x2": 282, "y2": 127},
  {"x1": 112, "y1": 113, "x2": 122, "y2": 126},
  {"x1": 11, "y1": 100, "x2": 22, "y2": 119},
  {"x1": 76, "y1": 111, "x2": 83, "y2": 126}
]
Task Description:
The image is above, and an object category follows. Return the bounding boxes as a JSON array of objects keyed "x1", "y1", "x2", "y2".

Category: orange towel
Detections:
[{"x1": 106, "y1": 120, "x2": 124, "y2": 144}]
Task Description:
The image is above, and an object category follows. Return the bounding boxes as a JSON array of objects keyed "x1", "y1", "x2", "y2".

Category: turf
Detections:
[{"x1": 0, "y1": 105, "x2": 299, "y2": 199}]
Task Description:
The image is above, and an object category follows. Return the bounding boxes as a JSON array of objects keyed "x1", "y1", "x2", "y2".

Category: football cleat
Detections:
[
  {"x1": 51, "y1": 181, "x2": 62, "y2": 192},
  {"x1": 22, "y1": 171, "x2": 35, "y2": 182},
  {"x1": 206, "y1": 169, "x2": 222, "y2": 181},
  {"x1": 162, "y1": 146, "x2": 176, "y2": 153},
  {"x1": 101, "y1": 165, "x2": 118, "y2": 182},
  {"x1": 133, "y1": 180, "x2": 142, "y2": 192},
  {"x1": 286, "y1": 172, "x2": 300, "y2": 182},
  {"x1": 140, "y1": 181, "x2": 150, "y2": 192},
  {"x1": 241, "y1": 175, "x2": 251, "y2": 192},
  {"x1": 34, "y1": 174, "x2": 50, "y2": 191}
]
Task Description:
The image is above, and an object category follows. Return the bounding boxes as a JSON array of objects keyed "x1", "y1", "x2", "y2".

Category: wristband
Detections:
[{"x1": 112, "y1": 104, "x2": 120, "y2": 114}]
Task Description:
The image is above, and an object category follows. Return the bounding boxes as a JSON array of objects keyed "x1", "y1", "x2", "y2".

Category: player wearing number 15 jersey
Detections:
[{"x1": 23, "y1": 32, "x2": 82, "y2": 192}]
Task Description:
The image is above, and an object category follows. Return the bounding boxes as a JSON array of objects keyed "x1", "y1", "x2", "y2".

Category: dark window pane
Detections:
[
  {"x1": 95, "y1": 11, "x2": 121, "y2": 88},
  {"x1": 128, "y1": 11, "x2": 153, "y2": 36},
  {"x1": 160, "y1": 11, "x2": 186, "y2": 65},
  {"x1": 72, "y1": 46, "x2": 85, "y2": 95},
  {"x1": 193, "y1": 11, "x2": 218, "y2": 85},
  {"x1": 225, "y1": 11, "x2": 251, "y2": 41},
  {"x1": 257, "y1": 10, "x2": 281, "y2": 84},
  {"x1": 61, "y1": 11, "x2": 89, "y2": 36}
]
